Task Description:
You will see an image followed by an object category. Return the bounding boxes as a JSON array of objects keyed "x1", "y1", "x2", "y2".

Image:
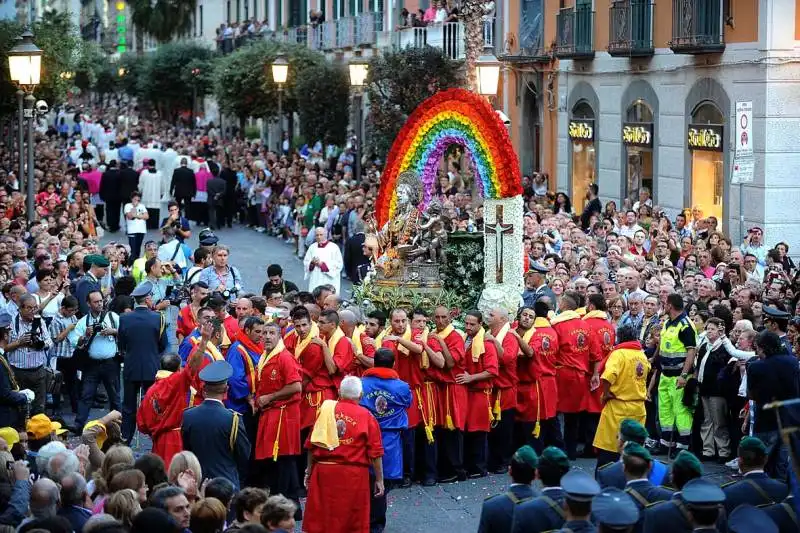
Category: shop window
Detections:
[
  {"x1": 569, "y1": 101, "x2": 596, "y2": 213},
  {"x1": 623, "y1": 99, "x2": 654, "y2": 208},
  {"x1": 689, "y1": 102, "x2": 724, "y2": 225}
]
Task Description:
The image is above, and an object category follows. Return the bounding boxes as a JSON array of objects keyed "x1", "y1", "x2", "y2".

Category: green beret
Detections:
[
  {"x1": 86, "y1": 254, "x2": 110, "y2": 268},
  {"x1": 513, "y1": 445, "x2": 539, "y2": 469},
  {"x1": 540, "y1": 446, "x2": 570, "y2": 470},
  {"x1": 620, "y1": 419, "x2": 648, "y2": 442},
  {"x1": 738, "y1": 436, "x2": 767, "y2": 456},
  {"x1": 673, "y1": 450, "x2": 704, "y2": 477},
  {"x1": 622, "y1": 442, "x2": 652, "y2": 462}
]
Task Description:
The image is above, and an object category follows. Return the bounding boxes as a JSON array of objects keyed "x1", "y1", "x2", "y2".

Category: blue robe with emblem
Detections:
[
  {"x1": 597, "y1": 459, "x2": 668, "y2": 489},
  {"x1": 360, "y1": 371, "x2": 412, "y2": 480},
  {"x1": 179, "y1": 329, "x2": 201, "y2": 365},
  {"x1": 225, "y1": 340, "x2": 260, "y2": 415}
]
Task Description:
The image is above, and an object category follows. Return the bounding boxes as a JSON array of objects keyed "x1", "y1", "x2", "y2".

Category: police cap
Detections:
[
  {"x1": 561, "y1": 469, "x2": 600, "y2": 502},
  {"x1": 763, "y1": 305, "x2": 790, "y2": 320},
  {"x1": 199, "y1": 360, "x2": 233, "y2": 384},
  {"x1": 131, "y1": 281, "x2": 154, "y2": 298},
  {"x1": 681, "y1": 478, "x2": 725, "y2": 508},
  {"x1": 592, "y1": 488, "x2": 639, "y2": 527},
  {"x1": 728, "y1": 504, "x2": 778, "y2": 533}
]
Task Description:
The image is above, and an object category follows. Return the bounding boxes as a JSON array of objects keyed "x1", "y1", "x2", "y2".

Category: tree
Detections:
[
  {"x1": 365, "y1": 46, "x2": 465, "y2": 157},
  {"x1": 30, "y1": 11, "x2": 81, "y2": 107},
  {"x1": 296, "y1": 62, "x2": 350, "y2": 146},
  {"x1": 460, "y1": 0, "x2": 486, "y2": 91},
  {"x1": 128, "y1": 0, "x2": 197, "y2": 47}
]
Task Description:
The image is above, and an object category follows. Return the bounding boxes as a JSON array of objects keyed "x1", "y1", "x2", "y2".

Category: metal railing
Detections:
[
  {"x1": 321, "y1": 20, "x2": 336, "y2": 50},
  {"x1": 670, "y1": 0, "x2": 725, "y2": 53},
  {"x1": 502, "y1": 13, "x2": 549, "y2": 61},
  {"x1": 392, "y1": 18, "x2": 494, "y2": 61},
  {"x1": 336, "y1": 17, "x2": 355, "y2": 49},
  {"x1": 608, "y1": 0, "x2": 654, "y2": 56},
  {"x1": 555, "y1": 5, "x2": 595, "y2": 59},
  {"x1": 355, "y1": 11, "x2": 383, "y2": 46}
]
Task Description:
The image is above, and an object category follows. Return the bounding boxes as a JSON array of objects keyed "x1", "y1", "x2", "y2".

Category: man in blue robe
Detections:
[{"x1": 361, "y1": 347, "x2": 412, "y2": 533}]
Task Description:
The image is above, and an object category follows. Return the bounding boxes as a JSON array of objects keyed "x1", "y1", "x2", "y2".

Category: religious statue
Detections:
[{"x1": 409, "y1": 198, "x2": 450, "y2": 264}]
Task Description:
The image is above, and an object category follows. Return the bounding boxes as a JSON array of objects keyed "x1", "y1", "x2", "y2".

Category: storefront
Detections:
[
  {"x1": 622, "y1": 100, "x2": 654, "y2": 207},
  {"x1": 687, "y1": 103, "x2": 725, "y2": 224},
  {"x1": 569, "y1": 101, "x2": 596, "y2": 212}
]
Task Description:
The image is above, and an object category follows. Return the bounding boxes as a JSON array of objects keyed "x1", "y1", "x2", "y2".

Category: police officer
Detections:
[
  {"x1": 510, "y1": 446, "x2": 571, "y2": 533},
  {"x1": 592, "y1": 487, "x2": 640, "y2": 533},
  {"x1": 552, "y1": 469, "x2": 601, "y2": 533},
  {"x1": 721, "y1": 437, "x2": 788, "y2": 513},
  {"x1": 679, "y1": 479, "x2": 726, "y2": 533},
  {"x1": 521, "y1": 263, "x2": 555, "y2": 309},
  {"x1": 642, "y1": 451, "x2": 705, "y2": 533},
  {"x1": 74, "y1": 254, "x2": 109, "y2": 318},
  {"x1": 182, "y1": 357, "x2": 250, "y2": 491},
  {"x1": 477, "y1": 445, "x2": 539, "y2": 533},
  {"x1": 117, "y1": 281, "x2": 167, "y2": 443},
  {"x1": 762, "y1": 495, "x2": 798, "y2": 533},
  {"x1": 762, "y1": 306, "x2": 793, "y2": 356},
  {"x1": 619, "y1": 442, "x2": 672, "y2": 533},
  {"x1": 728, "y1": 504, "x2": 778, "y2": 533},
  {"x1": 597, "y1": 419, "x2": 668, "y2": 489}
]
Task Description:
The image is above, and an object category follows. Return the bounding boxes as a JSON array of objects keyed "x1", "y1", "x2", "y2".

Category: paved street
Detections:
[{"x1": 90, "y1": 223, "x2": 733, "y2": 532}]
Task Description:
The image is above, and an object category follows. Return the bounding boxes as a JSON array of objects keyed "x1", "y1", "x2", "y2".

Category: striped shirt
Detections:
[
  {"x1": 8, "y1": 315, "x2": 53, "y2": 369},
  {"x1": 48, "y1": 312, "x2": 78, "y2": 360}
]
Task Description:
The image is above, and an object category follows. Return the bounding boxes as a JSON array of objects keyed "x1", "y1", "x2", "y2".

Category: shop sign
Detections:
[
  {"x1": 622, "y1": 123, "x2": 653, "y2": 147},
  {"x1": 568, "y1": 120, "x2": 594, "y2": 141},
  {"x1": 687, "y1": 125, "x2": 723, "y2": 152}
]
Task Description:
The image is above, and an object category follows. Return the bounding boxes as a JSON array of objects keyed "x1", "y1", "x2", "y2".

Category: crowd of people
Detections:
[{"x1": 0, "y1": 95, "x2": 794, "y2": 533}]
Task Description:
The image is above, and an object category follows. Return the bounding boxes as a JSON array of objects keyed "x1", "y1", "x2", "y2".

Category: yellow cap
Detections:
[
  {"x1": 84, "y1": 420, "x2": 107, "y2": 448},
  {"x1": 50, "y1": 422, "x2": 67, "y2": 436},
  {"x1": 0, "y1": 427, "x2": 19, "y2": 446},
  {"x1": 26, "y1": 414, "x2": 55, "y2": 440}
]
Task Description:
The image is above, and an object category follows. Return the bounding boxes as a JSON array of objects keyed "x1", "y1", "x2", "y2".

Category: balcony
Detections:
[
  {"x1": 336, "y1": 17, "x2": 356, "y2": 49},
  {"x1": 608, "y1": 0, "x2": 654, "y2": 56},
  {"x1": 355, "y1": 11, "x2": 383, "y2": 47},
  {"x1": 669, "y1": 0, "x2": 725, "y2": 54},
  {"x1": 500, "y1": 11, "x2": 550, "y2": 64},
  {"x1": 555, "y1": 5, "x2": 595, "y2": 60},
  {"x1": 393, "y1": 19, "x2": 494, "y2": 61}
]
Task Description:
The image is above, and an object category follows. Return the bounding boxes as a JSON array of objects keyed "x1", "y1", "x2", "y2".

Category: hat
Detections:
[
  {"x1": 728, "y1": 504, "x2": 778, "y2": 533},
  {"x1": 131, "y1": 281, "x2": 154, "y2": 298},
  {"x1": 681, "y1": 478, "x2": 725, "y2": 508},
  {"x1": 512, "y1": 445, "x2": 538, "y2": 469},
  {"x1": 50, "y1": 421, "x2": 68, "y2": 436},
  {"x1": 199, "y1": 360, "x2": 233, "y2": 384},
  {"x1": 738, "y1": 436, "x2": 767, "y2": 456},
  {"x1": 84, "y1": 420, "x2": 108, "y2": 449},
  {"x1": 198, "y1": 228, "x2": 219, "y2": 246},
  {"x1": 85, "y1": 254, "x2": 110, "y2": 268},
  {"x1": 763, "y1": 306, "x2": 790, "y2": 320},
  {"x1": 622, "y1": 441, "x2": 652, "y2": 462},
  {"x1": 539, "y1": 446, "x2": 570, "y2": 470},
  {"x1": 0, "y1": 427, "x2": 19, "y2": 446},
  {"x1": 0, "y1": 313, "x2": 11, "y2": 329},
  {"x1": 592, "y1": 488, "x2": 639, "y2": 527},
  {"x1": 620, "y1": 419, "x2": 648, "y2": 443},
  {"x1": 526, "y1": 262, "x2": 549, "y2": 275},
  {"x1": 672, "y1": 450, "x2": 704, "y2": 477},
  {"x1": 26, "y1": 414, "x2": 56, "y2": 440},
  {"x1": 561, "y1": 469, "x2": 601, "y2": 502}
]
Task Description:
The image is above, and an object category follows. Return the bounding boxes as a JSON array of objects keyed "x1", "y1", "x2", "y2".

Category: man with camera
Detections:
[
  {"x1": 69, "y1": 290, "x2": 120, "y2": 431},
  {"x1": 6, "y1": 294, "x2": 53, "y2": 415},
  {"x1": 198, "y1": 245, "x2": 243, "y2": 299}
]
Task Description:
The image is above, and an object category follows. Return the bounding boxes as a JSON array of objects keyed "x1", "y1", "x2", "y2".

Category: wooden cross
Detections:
[{"x1": 485, "y1": 205, "x2": 514, "y2": 283}]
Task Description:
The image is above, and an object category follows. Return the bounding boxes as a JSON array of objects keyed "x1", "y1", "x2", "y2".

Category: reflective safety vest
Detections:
[{"x1": 659, "y1": 314, "x2": 696, "y2": 374}]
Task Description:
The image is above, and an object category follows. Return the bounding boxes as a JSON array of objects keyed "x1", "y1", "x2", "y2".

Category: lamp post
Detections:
[
  {"x1": 271, "y1": 54, "x2": 289, "y2": 153},
  {"x1": 190, "y1": 67, "x2": 201, "y2": 134},
  {"x1": 8, "y1": 29, "x2": 42, "y2": 221},
  {"x1": 348, "y1": 50, "x2": 369, "y2": 182}
]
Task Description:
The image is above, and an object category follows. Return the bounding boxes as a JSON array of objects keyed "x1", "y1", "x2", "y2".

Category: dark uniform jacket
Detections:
[
  {"x1": 763, "y1": 496, "x2": 799, "y2": 533},
  {"x1": 206, "y1": 177, "x2": 226, "y2": 206},
  {"x1": 643, "y1": 494, "x2": 693, "y2": 533},
  {"x1": 721, "y1": 471, "x2": 788, "y2": 514},
  {"x1": 596, "y1": 460, "x2": 668, "y2": 489},
  {"x1": 554, "y1": 519, "x2": 596, "y2": 533},
  {"x1": 0, "y1": 353, "x2": 26, "y2": 428},
  {"x1": 624, "y1": 479, "x2": 674, "y2": 533},
  {"x1": 118, "y1": 167, "x2": 140, "y2": 203},
  {"x1": 510, "y1": 487, "x2": 566, "y2": 533},
  {"x1": 74, "y1": 272, "x2": 101, "y2": 318},
  {"x1": 478, "y1": 484, "x2": 537, "y2": 533},
  {"x1": 118, "y1": 306, "x2": 167, "y2": 382},
  {"x1": 182, "y1": 399, "x2": 251, "y2": 490},
  {"x1": 99, "y1": 168, "x2": 120, "y2": 203},
  {"x1": 170, "y1": 166, "x2": 197, "y2": 199},
  {"x1": 747, "y1": 353, "x2": 800, "y2": 433}
]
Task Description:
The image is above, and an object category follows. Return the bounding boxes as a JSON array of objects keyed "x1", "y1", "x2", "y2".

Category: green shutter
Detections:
[{"x1": 277, "y1": 0, "x2": 282, "y2": 26}]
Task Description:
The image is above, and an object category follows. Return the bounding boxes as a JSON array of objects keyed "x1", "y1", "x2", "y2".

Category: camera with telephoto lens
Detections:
[
  {"x1": 166, "y1": 284, "x2": 190, "y2": 307},
  {"x1": 29, "y1": 316, "x2": 46, "y2": 351}
]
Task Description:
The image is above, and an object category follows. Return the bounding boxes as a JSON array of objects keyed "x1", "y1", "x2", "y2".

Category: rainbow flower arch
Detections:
[{"x1": 376, "y1": 88, "x2": 522, "y2": 226}]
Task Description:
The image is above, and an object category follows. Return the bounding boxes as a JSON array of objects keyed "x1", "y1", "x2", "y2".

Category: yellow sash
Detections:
[
  {"x1": 522, "y1": 326, "x2": 535, "y2": 344},
  {"x1": 295, "y1": 322, "x2": 320, "y2": 359},
  {"x1": 549, "y1": 309, "x2": 581, "y2": 326},
  {"x1": 420, "y1": 327, "x2": 430, "y2": 369},
  {"x1": 236, "y1": 344, "x2": 258, "y2": 393},
  {"x1": 494, "y1": 322, "x2": 510, "y2": 344},
  {"x1": 533, "y1": 317, "x2": 551, "y2": 328},
  {"x1": 471, "y1": 327, "x2": 486, "y2": 363},
  {"x1": 438, "y1": 323, "x2": 466, "y2": 341},
  {"x1": 327, "y1": 327, "x2": 345, "y2": 354},
  {"x1": 258, "y1": 339, "x2": 285, "y2": 375},
  {"x1": 398, "y1": 326, "x2": 412, "y2": 355},
  {"x1": 375, "y1": 327, "x2": 390, "y2": 347},
  {"x1": 206, "y1": 342, "x2": 224, "y2": 362},
  {"x1": 584, "y1": 310, "x2": 608, "y2": 321},
  {"x1": 351, "y1": 329, "x2": 363, "y2": 355}
]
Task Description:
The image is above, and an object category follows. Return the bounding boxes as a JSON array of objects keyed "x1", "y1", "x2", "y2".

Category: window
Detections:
[
  {"x1": 245, "y1": 0, "x2": 249, "y2": 20},
  {"x1": 199, "y1": 5, "x2": 204, "y2": 35},
  {"x1": 690, "y1": 102, "x2": 725, "y2": 225},
  {"x1": 623, "y1": 99, "x2": 654, "y2": 206},
  {"x1": 570, "y1": 100, "x2": 596, "y2": 213},
  {"x1": 227, "y1": 0, "x2": 231, "y2": 23}
]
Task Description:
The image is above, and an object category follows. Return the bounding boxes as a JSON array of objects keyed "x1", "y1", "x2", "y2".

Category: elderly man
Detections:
[
  {"x1": 27, "y1": 478, "x2": 60, "y2": 523},
  {"x1": 57, "y1": 472, "x2": 91, "y2": 532},
  {"x1": 304, "y1": 376, "x2": 384, "y2": 533},
  {"x1": 7, "y1": 293, "x2": 53, "y2": 415},
  {"x1": 339, "y1": 309, "x2": 375, "y2": 375},
  {"x1": 304, "y1": 227, "x2": 344, "y2": 294}
]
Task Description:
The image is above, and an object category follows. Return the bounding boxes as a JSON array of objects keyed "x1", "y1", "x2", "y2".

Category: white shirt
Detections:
[
  {"x1": 158, "y1": 240, "x2": 189, "y2": 270},
  {"x1": 618, "y1": 223, "x2": 644, "y2": 239},
  {"x1": 124, "y1": 203, "x2": 148, "y2": 234}
]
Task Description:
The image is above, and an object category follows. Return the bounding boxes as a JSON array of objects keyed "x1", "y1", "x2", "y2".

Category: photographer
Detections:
[
  {"x1": 160, "y1": 201, "x2": 191, "y2": 243},
  {"x1": 157, "y1": 225, "x2": 190, "y2": 273},
  {"x1": 6, "y1": 294, "x2": 52, "y2": 415},
  {"x1": 198, "y1": 245, "x2": 243, "y2": 298},
  {"x1": 144, "y1": 257, "x2": 180, "y2": 354},
  {"x1": 177, "y1": 282, "x2": 210, "y2": 343},
  {"x1": 68, "y1": 290, "x2": 120, "y2": 431}
]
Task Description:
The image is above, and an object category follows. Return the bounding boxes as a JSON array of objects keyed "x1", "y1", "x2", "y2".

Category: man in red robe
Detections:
[
  {"x1": 381, "y1": 308, "x2": 426, "y2": 487},
  {"x1": 550, "y1": 291, "x2": 591, "y2": 460},
  {"x1": 303, "y1": 376, "x2": 384, "y2": 533},
  {"x1": 425, "y1": 305, "x2": 467, "y2": 482},
  {"x1": 254, "y1": 321, "x2": 303, "y2": 517},
  {"x1": 487, "y1": 307, "x2": 519, "y2": 474},
  {"x1": 582, "y1": 293, "x2": 616, "y2": 451},
  {"x1": 291, "y1": 306, "x2": 336, "y2": 431},
  {"x1": 339, "y1": 309, "x2": 375, "y2": 376},
  {"x1": 136, "y1": 324, "x2": 207, "y2": 465},
  {"x1": 455, "y1": 310, "x2": 498, "y2": 478},
  {"x1": 317, "y1": 309, "x2": 355, "y2": 388}
]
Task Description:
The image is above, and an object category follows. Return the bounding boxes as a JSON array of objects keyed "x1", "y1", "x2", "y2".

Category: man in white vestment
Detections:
[{"x1": 303, "y1": 227, "x2": 343, "y2": 295}]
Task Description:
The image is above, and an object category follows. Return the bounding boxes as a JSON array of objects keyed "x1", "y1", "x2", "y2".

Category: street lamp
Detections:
[
  {"x1": 59, "y1": 71, "x2": 74, "y2": 80},
  {"x1": 271, "y1": 54, "x2": 289, "y2": 153},
  {"x1": 348, "y1": 50, "x2": 369, "y2": 182},
  {"x1": 190, "y1": 67, "x2": 201, "y2": 133},
  {"x1": 476, "y1": 53, "x2": 501, "y2": 97},
  {"x1": 8, "y1": 29, "x2": 42, "y2": 222},
  {"x1": 118, "y1": 67, "x2": 126, "y2": 78}
]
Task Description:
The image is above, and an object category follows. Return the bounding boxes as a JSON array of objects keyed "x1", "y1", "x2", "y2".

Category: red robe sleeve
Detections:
[
  {"x1": 301, "y1": 343, "x2": 325, "y2": 381},
  {"x1": 332, "y1": 337, "x2": 355, "y2": 373},
  {"x1": 482, "y1": 341, "x2": 500, "y2": 377},
  {"x1": 447, "y1": 334, "x2": 466, "y2": 368},
  {"x1": 360, "y1": 333, "x2": 376, "y2": 359},
  {"x1": 365, "y1": 411, "x2": 384, "y2": 459},
  {"x1": 499, "y1": 334, "x2": 519, "y2": 368},
  {"x1": 137, "y1": 369, "x2": 193, "y2": 436}
]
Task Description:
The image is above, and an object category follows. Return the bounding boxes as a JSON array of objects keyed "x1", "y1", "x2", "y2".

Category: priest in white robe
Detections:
[{"x1": 303, "y1": 227, "x2": 344, "y2": 295}]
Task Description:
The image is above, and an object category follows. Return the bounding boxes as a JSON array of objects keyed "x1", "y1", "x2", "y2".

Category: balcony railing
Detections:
[
  {"x1": 336, "y1": 17, "x2": 355, "y2": 49},
  {"x1": 321, "y1": 20, "x2": 336, "y2": 50},
  {"x1": 555, "y1": 5, "x2": 595, "y2": 59},
  {"x1": 392, "y1": 19, "x2": 494, "y2": 61},
  {"x1": 355, "y1": 11, "x2": 383, "y2": 46},
  {"x1": 500, "y1": 13, "x2": 549, "y2": 63},
  {"x1": 669, "y1": 0, "x2": 725, "y2": 54},
  {"x1": 608, "y1": 0, "x2": 654, "y2": 56}
]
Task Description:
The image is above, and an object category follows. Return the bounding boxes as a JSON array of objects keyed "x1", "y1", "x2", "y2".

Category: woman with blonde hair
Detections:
[
  {"x1": 169, "y1": 451, "x2": 202, "y2": 502},
  {"x1": 90, "y1": 445, "x2": 135, "y2": 505},
  {"x1": 105, "y1": 489, "x2": 141, "y2": 529}
]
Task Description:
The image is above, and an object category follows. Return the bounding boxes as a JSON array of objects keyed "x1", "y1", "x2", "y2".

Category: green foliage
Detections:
[
  {"x1": 212, "y1": 41, "x2": 324, "y2": 123},
  {"x1": 352, "y1": 283, "x2": 467, "y2": 318},
  {"x1": 295, "y1": 62, "x2": 350, "y2": 146},
  {"x1": 244, "y1": 125, "x2": 260, "y2": 140},
  {"x1": 365, "y1": 46, "x2": 465, "y2": 157},
  {"x1": 74, "y1": 41, "x2": 107, "y2": 92},
  {"x1": 441, "y1": 234, "x2": 485, "y2": 312},
  {"x1": 128, "y1": 0, "x2": 197, "y2": 43}
]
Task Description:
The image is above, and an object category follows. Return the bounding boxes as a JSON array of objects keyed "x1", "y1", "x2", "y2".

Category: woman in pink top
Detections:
[{"x1": 423, "y1": 0, "x2": 438, "y2": 22}]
